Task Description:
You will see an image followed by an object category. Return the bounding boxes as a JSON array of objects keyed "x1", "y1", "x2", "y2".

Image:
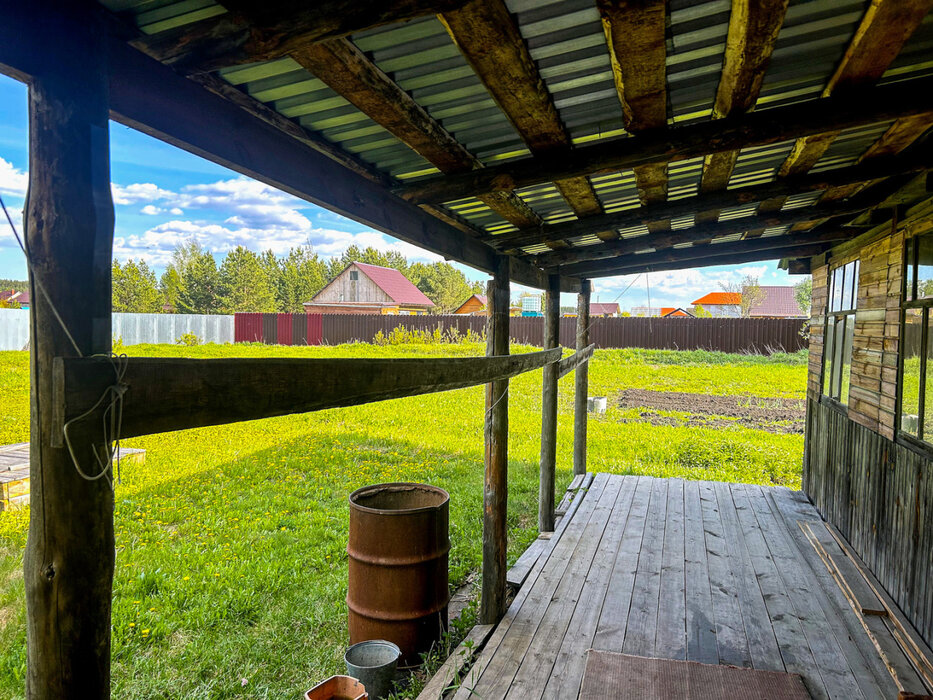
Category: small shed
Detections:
[
  {"x1": 304, "y1": 262, "x2": 435, "y2": 315},
  {"x1": 453, "y1": 294, "x2": 488, "y2": 315}
]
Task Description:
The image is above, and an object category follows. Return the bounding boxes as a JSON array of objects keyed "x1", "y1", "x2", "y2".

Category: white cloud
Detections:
[
  {"x1": 169, "y1": 207, "x2": 184, "y2": 216},
  {"x1": 140, "y1": 205, "x2": 162, "y2": 216},
  {"x1": 736, "y1": 265, "x2": 768, "y2": 279},
  {"x1": 0, "y1": 158, "x2": 27, "y2": 197},
  {"x1": 111, "y1": 182, "x2": 174, "y2": 206}
]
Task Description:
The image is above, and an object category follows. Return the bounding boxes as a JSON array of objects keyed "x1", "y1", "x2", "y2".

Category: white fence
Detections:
[
  {"x1": 0, "y1": 310, "x2": 234, "y2": 350},
  {"x1": 0, "y1": 308, "x2": 29, "y2": 351}
]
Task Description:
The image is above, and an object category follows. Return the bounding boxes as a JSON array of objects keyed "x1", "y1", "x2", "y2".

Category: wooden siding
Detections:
[
  {"x1": 311, "y1": 264, "x2": 393, "y2": 305},
  {"x1": 804, "y1": 398, "x2": 933, "y2": 648}
]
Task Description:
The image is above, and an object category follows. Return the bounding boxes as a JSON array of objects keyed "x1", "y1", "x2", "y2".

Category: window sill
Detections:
[
  {"x1": 895, "y1": 431, "x2": 933, "y2": 460},
  {"x1": 818, "y1": 395, "x2": 850, "y2": 416}
]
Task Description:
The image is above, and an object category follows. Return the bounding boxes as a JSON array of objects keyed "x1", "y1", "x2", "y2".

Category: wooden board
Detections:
[
  {"x1": 53, "y1": 349, "x2": 561, "y2": 442},
  {"x1": 455, "y1": 475, "x2": 905, "y2": 699}
]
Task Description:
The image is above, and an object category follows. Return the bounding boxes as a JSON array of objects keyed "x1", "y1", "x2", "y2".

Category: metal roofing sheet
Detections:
[{"x1": 98, "y1": 0, "x2": 933, "y2": 257}]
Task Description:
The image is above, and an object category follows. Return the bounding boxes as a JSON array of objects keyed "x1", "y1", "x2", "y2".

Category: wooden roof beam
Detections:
[
  {"x1": 697, "y1": 0, "x2": 789, "y2": 223},
  {"x1": 489, "y1": 148, "x2": 931, "y2": 250},
  {"x1": 559, "y1": 235, "x2": 842, "y2": 278},
  {"x1": 761, "y1": 0, "x2": 933, "y2": 216},
  {"x1": 130, "y1": 0, "x2": 470, "y2": 74},
  {"x1": 397, "y1": 77, "x2": 933, "y2": 205},
  {"x1": 599, "y1": 0, "x2": 669, "y2": 234},
  {"x1": 439, "y1": 0, "x2": 602, "y2": 223},
  {"x1": 291, "y1": 38, "x2": 541, "y2": 229},
  {"x1": 534, "y1": 184, "x2": 893, "y2": 269}
]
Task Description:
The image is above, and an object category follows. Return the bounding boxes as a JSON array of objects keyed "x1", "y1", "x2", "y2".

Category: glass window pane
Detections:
[
  {"x1": 823, "y1": 318, "x2": 835, "y2": 396},
  {"x1": 924, "y1": 311, "x2": 933, "y2": 441},
  {"x1": 842, "y1": 262, "x2": 855, "y2": 311},
  {"x1": 902, "y1": 308, "x2": 923, "y2": 436},
  {"x1": 917, "y1": 235, "x2": 933, "y2": 299},
  {"x1": 832, "y1": 316, "x2": 846, "y2": 399},
  {"x1": 905, "y1": 237, "x2": 916, "y2": 301},
  {"x1": 849, "y1": 260, "x2": 860, "y2": 310},
  {"x1": 831, "y1": 268, "x2": 844, "y2": 312},
  {"x1": 840, "y1": 316, "x2": 854, "y2": 404}
]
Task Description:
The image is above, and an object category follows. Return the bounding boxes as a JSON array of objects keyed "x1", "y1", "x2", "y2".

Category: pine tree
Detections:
[
  {"x1": 112, "y1": 259, "x2": 163, "y2": 313},
  {"x1": 218, "y1": 246, "x2": 276, "y2": 313}
]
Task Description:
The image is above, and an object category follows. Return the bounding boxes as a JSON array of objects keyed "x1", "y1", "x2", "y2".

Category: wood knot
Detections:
[{"x1": 44, "y1": 564, "x2": 55, "y2": 580}]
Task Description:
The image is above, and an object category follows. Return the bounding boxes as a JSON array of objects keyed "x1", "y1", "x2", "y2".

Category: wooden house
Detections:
[
  {"x1": 304, "y1": 262, "x2": 435, "y2": 315},
  {"x1": 453, "y1": 293, "x2": 487, "y2": 315},
  {"x1": 4, "y1": 1, "x2": 933, "y2": 697}
]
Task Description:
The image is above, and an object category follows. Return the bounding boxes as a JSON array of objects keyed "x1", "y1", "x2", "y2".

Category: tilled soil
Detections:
[{"x1": 616, "y1": 388, "x2": 806, "y2": 434}]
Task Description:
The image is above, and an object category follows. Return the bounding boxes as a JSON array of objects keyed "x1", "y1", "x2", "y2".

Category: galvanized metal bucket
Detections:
[
  {"x1": 344, "y1": 640, "x2": 401, "y2": 700},
  {"x1": 347, "y1": 483, "x2": 450, "y2": 666}
]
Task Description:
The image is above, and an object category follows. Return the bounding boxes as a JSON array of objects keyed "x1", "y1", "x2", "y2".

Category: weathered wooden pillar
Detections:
[
  {"x1": 480, "y1": 256, "x2": 510, "y2": 624},
  {"x1": 23, "y1": 5, "x2": 116, "y2": 698},
  {"x1": 573, "y1": 281, "x2": 591, "y2": 476},
  {"x1": 538, "y1": 274, "x2": 560, "y2": 532}
]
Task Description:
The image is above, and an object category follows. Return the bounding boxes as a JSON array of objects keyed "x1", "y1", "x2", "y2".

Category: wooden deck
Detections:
[
  {"x1": 454, "y1": 473, "x2": 926, "y2": 700},
  {"x1": 0, "y1": 443, "x2": 145, "y2": 510}
]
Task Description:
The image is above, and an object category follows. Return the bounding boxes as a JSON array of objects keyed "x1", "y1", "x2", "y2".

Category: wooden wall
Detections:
[
  {"x1": 804, "y1": 209, "x2": 933, "y2": 648},
  {"x1": 312, "y1": 264, "x2": 392, "y2": 305},
  {"x1": 804, "y1": 398, "x2": 933, "y2": 647}
]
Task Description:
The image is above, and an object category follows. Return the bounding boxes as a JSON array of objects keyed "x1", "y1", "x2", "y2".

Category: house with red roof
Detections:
[
  {"x1": 690, "y1": 292, "x2": 741, "y2": 318},
  {"x1": 747, "y1": 285, "x2": 807, "y2": 318},
  {"x1": 0, "y1": 289, "x2": 30, "y2": 310},
  {"x1": 304, "y1": 262, "x2": 435, "y2": 315},
  {"x1": 453, "y1": 293, "x2": 487, "y2": 315},
  {"x1": 589, "y1": 302, "x2": 620, "y2": 317}
]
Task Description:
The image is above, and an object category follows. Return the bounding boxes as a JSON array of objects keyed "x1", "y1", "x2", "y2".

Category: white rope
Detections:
[{"x1": 1, "y1": 192, "x2": 129, "y2": 488}]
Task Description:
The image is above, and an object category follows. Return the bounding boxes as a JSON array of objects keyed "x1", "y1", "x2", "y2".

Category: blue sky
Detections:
[{"x1": 0, "y1": 72, "x2": 797, "y2": 310}]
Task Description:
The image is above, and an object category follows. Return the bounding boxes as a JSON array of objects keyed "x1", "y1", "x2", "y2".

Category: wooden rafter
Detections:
[
  {"x1": 534, "y1": 181, "x2": 898, "y2": 269},
  {"x1": 131, "y1": 0, "x2": 469, "y2": 74},
  {"x1": 489, "y1": 150, "x2": 931, "y2": 250},
  {"x1": 697, "y1": 0, "x2": 789, "y2": 223},
  {"x1": 54, "y1": 350, "x2": 562, "y2": 442},
  {"x1": 765, "y1": 0, "x2": 933, "y2": 202},
  {"x1": 599, "y1": 0, "x2": 669, "y2": 234},
  {"x1": 397, "y1": 77, "x2": 933, "y2": 205},
  {"x1": 439, "y1": 0, "x2": 602, "y2": 222},
  {"x1": 291, "y1": 38, "x2": 541, "y2": 228},
  {"x1": 561, "y1": 237, "x2": 840, "y2": 278}
]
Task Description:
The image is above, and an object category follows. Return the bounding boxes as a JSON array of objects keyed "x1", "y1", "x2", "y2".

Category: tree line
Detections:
[{"x1": 112, "y1": 242, "x2": 484, "y2": 315}]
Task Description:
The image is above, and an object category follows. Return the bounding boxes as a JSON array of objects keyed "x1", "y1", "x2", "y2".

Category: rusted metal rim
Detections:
[
  {"x1": 349, "y1": 482, "x2": 449, "y2": 515},
  {"x1": 347, "y1": 546, "x2": 451, "y2": 567},
  {"x1": 346, "y1": 596, "x2": 450, "y2": 621}
]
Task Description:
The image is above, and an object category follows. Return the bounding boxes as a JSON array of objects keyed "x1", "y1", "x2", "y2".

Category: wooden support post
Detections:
[
  {"x1": 573, "y1": 281, "x2": 591, "y2": 476},
  {"x1": 538, "y1": 275, "x2": 560, "y2": 533},
  {"x1": 23, "y1": 6, "x2": 115, "y2": 698},
  {"x1": 481, "y1": 256, "x2": 510, "y2": 624}
]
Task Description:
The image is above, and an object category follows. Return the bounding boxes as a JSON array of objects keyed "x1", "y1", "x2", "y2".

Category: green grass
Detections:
[{"x1": 0, "y1": 343, "x2": 806, "y2": 698}]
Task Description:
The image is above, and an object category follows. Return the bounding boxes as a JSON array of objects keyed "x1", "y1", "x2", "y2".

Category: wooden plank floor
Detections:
[{"x1": 455, "y1": 474, "x2": 901, "y2": 700}]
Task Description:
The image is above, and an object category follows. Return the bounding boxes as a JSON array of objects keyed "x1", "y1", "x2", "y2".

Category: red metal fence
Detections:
[
  {"x1": 234, "y1": 313, "x2": 322, "y2": 345},
  {"x1": 236, "y1": 313, "x2": 806, "y2": 353}
]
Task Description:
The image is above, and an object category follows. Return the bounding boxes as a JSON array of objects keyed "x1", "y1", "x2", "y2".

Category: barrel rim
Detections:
[{"x1": 349, "y1": 482, "x2": 449, "y2": 516}]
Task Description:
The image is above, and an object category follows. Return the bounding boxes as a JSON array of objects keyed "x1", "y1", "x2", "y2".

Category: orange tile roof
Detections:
[{"x1": 691, "y1": 292, "x2": 742, "y2": 306}]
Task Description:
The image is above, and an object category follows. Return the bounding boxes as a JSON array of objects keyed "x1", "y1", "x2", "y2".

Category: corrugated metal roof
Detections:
[{"x1": 98, "y1": 0, "x2": 933, "y2": 262}]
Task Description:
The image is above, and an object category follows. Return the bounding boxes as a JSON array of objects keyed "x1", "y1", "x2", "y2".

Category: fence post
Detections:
[
  {"x1": 539, "y1": 275, "x2": 560, "y2": 532},
  {"x1": 573, "y1": 280, "x2": 591, "y2": 476},
  {"x1": 481, "y1": 257, "x2": 510, "y2": 624}
]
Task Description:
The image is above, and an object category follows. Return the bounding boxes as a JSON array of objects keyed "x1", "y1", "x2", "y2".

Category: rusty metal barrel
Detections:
[{"x1": 347, "y1": 483, "x2": 450, "y2": 666}]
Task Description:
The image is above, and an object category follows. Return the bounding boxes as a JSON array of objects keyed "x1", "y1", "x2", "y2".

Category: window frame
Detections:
[
  {"x1": 898, "y1": 234, "x2": 933, "y2": 448},
  {"x1": 821, "y1": 259, "x2": 859, "y2": 409}
]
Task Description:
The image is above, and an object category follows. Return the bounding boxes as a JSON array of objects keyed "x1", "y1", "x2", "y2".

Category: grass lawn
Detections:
[{"x1": 0, "y1": 342, "x2": 806, "y2": 698}]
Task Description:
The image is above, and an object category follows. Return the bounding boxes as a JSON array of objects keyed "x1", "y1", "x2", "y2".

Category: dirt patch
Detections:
[{"x1": 616, "y1": 389, "x2": 805, "y2": 434}]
